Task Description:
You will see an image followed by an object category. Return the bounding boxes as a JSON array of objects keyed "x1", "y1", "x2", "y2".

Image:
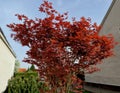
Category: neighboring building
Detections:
[
  {"x1": 0, "y1": 28, "x2": 16, "y2": 93},
  {"x1": 18, "y1": 68, "x2": 27, "y2": 73},
  {"x1": 85, "y1": 0, "x2": 120, "y2": 93}
]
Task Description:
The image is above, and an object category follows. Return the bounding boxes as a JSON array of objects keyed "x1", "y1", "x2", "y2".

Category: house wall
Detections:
[
  {"x1": 84, "y1": 84, "x2": 120, "y2": 93},
  {"x1": 0, "y1": 33, "x2": 16, "y2": 92},
  {"x1": 85, "y1": 0, "x2": 120, "y2": 87}
]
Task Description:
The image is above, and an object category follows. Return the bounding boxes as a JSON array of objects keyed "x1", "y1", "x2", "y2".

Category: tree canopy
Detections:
[
  {"x1": 14, "y1": 60, "x2": 20, "y2": 73},
  {"x1": 7, "y1": 1, "x2": 116, "y2": 93}
]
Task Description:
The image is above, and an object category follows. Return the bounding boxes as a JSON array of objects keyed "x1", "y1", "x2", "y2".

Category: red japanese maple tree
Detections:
[{"x1": 7, "y1": 1, "x2": 116, "y2": 93}]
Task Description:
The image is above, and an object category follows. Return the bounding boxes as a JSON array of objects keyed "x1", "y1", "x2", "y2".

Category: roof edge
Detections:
[
  {"x1": 0, "y1": 27, "x2": 16, "y2": 58},
  {"x1": 101, "y1": 0, "x2": 116, "y2": 26}
]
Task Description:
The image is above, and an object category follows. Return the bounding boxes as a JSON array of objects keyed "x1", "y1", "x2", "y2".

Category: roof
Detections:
[
  {"x1": 101, "y1": 0, "x2": 116, "y2": 26},
  {"x1": 18, "y1": 68, "x2": 27, "y2": 73},
  {"x1": 86, "y1": 0, "x2": 120, "y2": 86},
  {"x1": 0, "y1": 27, "x2": 16, "y2": 58}
]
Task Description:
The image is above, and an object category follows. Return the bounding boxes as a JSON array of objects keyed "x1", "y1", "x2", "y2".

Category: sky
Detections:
[{"x1": 0, "y1": 0, "x2": 112, "y2": 68}]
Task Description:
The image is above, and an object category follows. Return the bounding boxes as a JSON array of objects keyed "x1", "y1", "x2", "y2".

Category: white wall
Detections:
[{"x1": 0, "y1": 38, "x2": 15, "y2": 93}]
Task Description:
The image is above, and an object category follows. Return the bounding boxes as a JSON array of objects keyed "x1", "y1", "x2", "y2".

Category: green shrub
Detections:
[
  {"x1": 4, "y1": 71, "x2": 40, "y2": 93},
  {"x1": 15, "y1": 71, "x2": 38, "y2": 77}
]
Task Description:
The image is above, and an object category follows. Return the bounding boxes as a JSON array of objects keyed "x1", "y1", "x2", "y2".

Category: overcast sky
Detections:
[{"x1": 0, "y1": 0, "x2": 112, "y2": 68}]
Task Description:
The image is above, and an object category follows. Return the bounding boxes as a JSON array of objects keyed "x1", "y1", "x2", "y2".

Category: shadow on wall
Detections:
[
  {"x1": 84, "y1": 82, "x2": 120, "y2": 93},
  {"x1": 0, "y1": 61, "x2": 15, "y2": 93}
]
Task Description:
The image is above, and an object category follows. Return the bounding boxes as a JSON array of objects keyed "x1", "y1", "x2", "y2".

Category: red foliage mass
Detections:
[{"x1": 7, "y1": 0, "x2": 116, "y2": 92}]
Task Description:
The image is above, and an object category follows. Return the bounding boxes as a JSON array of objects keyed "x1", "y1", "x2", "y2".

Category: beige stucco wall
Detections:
[
  {"x1": 85, "y1": 0, "x2": 120, "y2": 86},
  {"x1": 0, "y1": 36, "x2": 16, "y2": 92}
]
